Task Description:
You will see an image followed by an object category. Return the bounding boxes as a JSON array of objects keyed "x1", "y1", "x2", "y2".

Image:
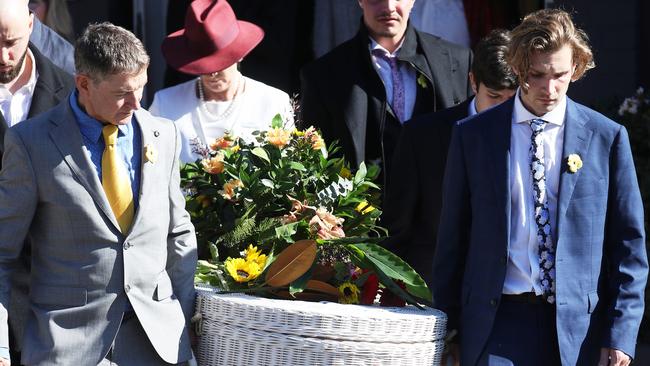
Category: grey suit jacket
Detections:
[{"x1": 0, "y1": 100, "x2": 197, "y2": 365}]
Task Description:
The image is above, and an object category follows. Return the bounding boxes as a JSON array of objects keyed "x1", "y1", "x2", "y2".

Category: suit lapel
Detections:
[
  {"x1": 486, "y1": 99, "x2": 514, "y2": 206},
  {"x1": 48, "y1": 102, "x2": 121, "y2": 231},
  {"x1": 129, "y1": 110, "x2": 153, "y2": 232},
  {"x1": 556, "y1": 100, "x2": 593, "y2": 233},
  {"x1": 0, "y1": 113, "x2": 7, "y2": 155}
]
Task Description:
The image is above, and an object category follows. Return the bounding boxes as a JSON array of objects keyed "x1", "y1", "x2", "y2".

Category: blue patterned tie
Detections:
[
  {"x1": 372, "y1": 49, "x2": 405, "y2": 123},
  {"x1": 529, "y1": 118, "x2": 556, "y2": 304}
]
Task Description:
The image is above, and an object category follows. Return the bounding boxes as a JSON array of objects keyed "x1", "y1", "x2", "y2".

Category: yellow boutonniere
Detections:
[
  {"x1": 144, "y1": 144, "x2": 158, "y2": 164},
  {"x1": 417, "y1": 73, "x2": 428, "y2": 89},
  {"x1": 567, "y1": 154, "x2": 582, "y2": 173}
]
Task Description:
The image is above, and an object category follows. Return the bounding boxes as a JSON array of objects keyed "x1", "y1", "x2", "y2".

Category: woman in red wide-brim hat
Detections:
[{"x1": 150, "y1": 0, "x2": 294, "y2": 163}]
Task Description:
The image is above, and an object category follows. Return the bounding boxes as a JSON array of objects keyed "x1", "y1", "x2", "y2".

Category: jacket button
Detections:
[
  {"x1": 490, "y1": 298, "x2": 498, "y2": 307},
  {"x1": 125, "y1": 284, "x2": 131, "y2": 293}
]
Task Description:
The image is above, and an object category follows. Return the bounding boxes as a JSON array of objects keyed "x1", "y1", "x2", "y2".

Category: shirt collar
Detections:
[
  {"x1": 0, "y1": 48, "x2": 39, "y2": 99},
  {"x1": 69, "y1": 91, "x2": 131, "y2": 144},
  {"x1": 369, "y1": 37, "x2": 405, "y2": 57},
  {"x1": 468, "y1": 97, "x2": 478, "y2": 116},
  {"x1": 513, "y1": 88, "x2": 566, "y2": 126}
]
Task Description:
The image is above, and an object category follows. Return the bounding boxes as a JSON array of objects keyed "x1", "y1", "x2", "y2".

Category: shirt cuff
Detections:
[{"x1": 0, "y1": 346, "x2": 10, "y2": 361}]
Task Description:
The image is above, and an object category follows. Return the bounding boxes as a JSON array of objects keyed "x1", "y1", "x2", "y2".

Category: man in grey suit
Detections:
[{"x1": 0, "y1": 22, "x2": 197, "y2": 366}]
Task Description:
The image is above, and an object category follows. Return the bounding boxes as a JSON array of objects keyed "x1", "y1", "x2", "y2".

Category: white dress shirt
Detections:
[
  {"x1": 0, "y1": 49, "x2": 38, "y2": 127},
  {"x1": 503, "y1": 88, "x2": 567, "y2": 295},
  {"x1": 369, "y1": 39, "x2": 417, "y2": 123}
]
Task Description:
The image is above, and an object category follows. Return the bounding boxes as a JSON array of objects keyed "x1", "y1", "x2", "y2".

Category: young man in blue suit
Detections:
[{"x1": 433, "y1": 9, "x2": 647, "y2": 366}]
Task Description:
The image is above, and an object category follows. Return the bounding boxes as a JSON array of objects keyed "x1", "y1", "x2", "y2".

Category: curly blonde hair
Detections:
[{"x1": 508, "y1": 9, "x2": 595, "y2": 89}]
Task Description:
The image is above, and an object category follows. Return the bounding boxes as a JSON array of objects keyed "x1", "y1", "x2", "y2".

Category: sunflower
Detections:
[
  {"x1": 244, "y1": 245, "x2": 268, "y2": 268},
  {"x1": 225, "y1": 257, "x2": 263, "y2": 283},
  {"x1": 338, "y1": 282, "x2": 360, "y2": 304}
]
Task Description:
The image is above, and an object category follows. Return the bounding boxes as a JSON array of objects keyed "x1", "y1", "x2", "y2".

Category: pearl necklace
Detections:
[{"x1": 197, "y1": 73, "x2": 243, "y2": 122}]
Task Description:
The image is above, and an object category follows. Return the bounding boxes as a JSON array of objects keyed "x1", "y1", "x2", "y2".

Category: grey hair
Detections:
[{"x1": 74, "y1": 22, "x2": 149, "y2": 81}]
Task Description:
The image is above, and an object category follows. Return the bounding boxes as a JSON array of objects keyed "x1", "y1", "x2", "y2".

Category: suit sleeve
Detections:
[
  {"x1": 166, "y1": 123, "x2": 198, "y2": 325},
  {"x1": 299, "y1": 67, "x2": 331, "y2": 138},
  {"x1": 602, "y1": 125, "x2": 648, "y2": 356},
  {"x1": 382, "y1": 126, "x2": 418, "y2": 268},
  {"x1": 432, "y1": 123, "x2": 471, "y2": 332},
  {"x1": 0, "y1": 129, "x2": 38, "y2": 350}
]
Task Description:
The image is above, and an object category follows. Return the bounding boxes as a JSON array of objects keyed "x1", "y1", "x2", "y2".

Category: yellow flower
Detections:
[
  {"x1": 143, "y1": 144, "x2": 157, "y2": 164},
  {"x1": 338, "y1": 282, "x2": 360, "y2": 304},
  {"x1": 339, "y1": 167, "x2": 352, "y2": 179},
  {"x1": 201, "y1": 152, "x2": 225, "y2": 174},
  {"x1": 567, "y1": 154, "x2": 583, "y2": 173},
  {"x1": 219, "y1": 179, "x2": 244, "y2": 200},
  {"x1": 417, "y1": 73, "x2": 428, "y2": 89},
  {"x1": 225, "y1": 257, "x2": 263, "y2": 283},
  {"x1": 266, "y1": 127, "x2": 292, "y2": 148},
  {"x1": 244, "y1": 245, "x2": 268, "y2": 268},
  {"x1": 230, "y1": 145, "x2": 241, "y2": 153},
  {"x1": 355, "y1": 200, "x2": 375, "y2": 214},
  {"x1": 292, "y1": 128, "x2": 304, "y2": 137}
]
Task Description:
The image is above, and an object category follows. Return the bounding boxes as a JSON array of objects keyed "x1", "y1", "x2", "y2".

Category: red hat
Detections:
[{"x1": 161, "y1": 0, "x2": 264, "y2": 75}]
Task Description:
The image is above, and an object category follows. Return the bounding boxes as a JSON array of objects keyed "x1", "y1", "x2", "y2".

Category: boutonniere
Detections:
[
  {"x1": 566, "y1": 154, "x2": 583, "y2": 173},
  {"x1": 144, "y1": 144, "x2": 158, "y2": 164},
  {"x1": 417, "y1": 73, "x2": 428, "y2": 89}
]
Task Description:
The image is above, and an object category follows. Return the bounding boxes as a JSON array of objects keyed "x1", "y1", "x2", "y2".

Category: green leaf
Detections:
[
  {"x1": 271, "y1": 113, "x2": 284, "y2": 128},
  {"x1": 252, "y1": 147, "x2": 270, "y2": 163},
  {"x1": 289, "y1": 267, "x2": 313, "y2": 296},
  {"x1": 289, "y1": 161, "x2": 306, "y2": 171},
  {"x1": 350, "y1": 243, "x2": 431, "y2": 301},
  {"x1": 275, "y1": 222, "x2": 299, "y2": 243},
  {"x1": 260, "y1": 179, "x2": 275, "y2": 189},
  {"x1": 354, "y1": 161, "x2": 367, "y2": 185}
]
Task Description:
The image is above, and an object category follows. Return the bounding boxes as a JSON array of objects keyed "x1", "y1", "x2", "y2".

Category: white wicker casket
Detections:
[{"x1": 194, "y1": 286, "x2": 447, "y2": 365}]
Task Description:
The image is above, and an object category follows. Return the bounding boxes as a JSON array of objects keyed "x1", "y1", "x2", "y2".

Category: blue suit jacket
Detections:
[{"x1": 432, "y1": 97, "x2": 647, "y2": 365}]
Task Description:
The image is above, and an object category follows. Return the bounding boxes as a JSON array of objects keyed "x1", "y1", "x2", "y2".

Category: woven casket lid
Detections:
[{"x1": 195, "y1": 286, "x2": 447, "y2": 343}]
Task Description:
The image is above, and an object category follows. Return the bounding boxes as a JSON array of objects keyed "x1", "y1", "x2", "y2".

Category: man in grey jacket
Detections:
[{"x1": 0, "y1": 22, "x2": 197, "y2": 366}]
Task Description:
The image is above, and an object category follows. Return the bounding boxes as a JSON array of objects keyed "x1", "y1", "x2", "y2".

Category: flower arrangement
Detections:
[{"x1": 182, "y1": 116, "x2": 431, "y2": 307}]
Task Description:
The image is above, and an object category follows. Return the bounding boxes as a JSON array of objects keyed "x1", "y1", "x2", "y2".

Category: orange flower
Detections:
[
  {"x1": 303, "y1": 127, "x2": 325, "y2": 150},
  {"x1": 210, "y1": 135, "x2": 235, "y2": 150},
  {"x1": 219, "y1": 179, "x2": 244, "y2": 200},
  {"x1": 266, "y1": 127, "x2": 292, "y2": 148},
  {"x1": 201, "y1": 152, "x2": 225, "y2": 174}
]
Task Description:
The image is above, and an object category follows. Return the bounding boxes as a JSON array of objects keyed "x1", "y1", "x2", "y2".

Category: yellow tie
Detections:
[{"x1": 102, "y1": 125, "x2": 134, "y2": 234}]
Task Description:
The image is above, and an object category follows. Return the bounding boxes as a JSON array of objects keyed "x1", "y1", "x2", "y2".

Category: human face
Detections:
[
  {"x1": 0, "y1": 4, "x2": 33, "y2": 84},
  {"x1": 28, "y1": 0, "x2": 48, "y2": 22},
  {"x1": 472, "y1": 82, "x2": 515, "y2": 113},
  {"x1": 519, "y1": 45, "x2": 576, "y2": 116},
  {"x1": 75, "y1": 69, "x2": 148, "y2": 126},
  {"x1": 358, "y1": 0, "x2": 415, "y2": 51},
  {"x1": 200, "y1": 63, "x2": 240, "y2": 101}
]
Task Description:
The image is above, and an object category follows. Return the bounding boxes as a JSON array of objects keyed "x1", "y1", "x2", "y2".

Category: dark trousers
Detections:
[{"x1": 477, "y1": 295, "x2": 561, "y2": 366}]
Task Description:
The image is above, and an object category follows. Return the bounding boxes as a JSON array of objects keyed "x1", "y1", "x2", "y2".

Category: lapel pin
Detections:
[{"x1": 153, "y1": 130, "x2": 160, "y2": 137}]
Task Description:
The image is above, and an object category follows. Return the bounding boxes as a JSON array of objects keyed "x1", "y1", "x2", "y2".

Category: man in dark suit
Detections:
[
  {"x1": 300, "y1": 0, "x2": 472, "y2": 190},
  {"x1": 0, "y1": 1, "x2": 74, "y2": 364},
  {"x1": 433, "y1": 9, "x2": 647, "y2": 366},
  {"x1": 383, "y1": 29, "x2": 517, "y2": 287}
]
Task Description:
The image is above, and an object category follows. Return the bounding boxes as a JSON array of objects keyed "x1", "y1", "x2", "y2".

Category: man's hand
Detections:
[
  {"x1": 599, "y1": 348, "x2": 631, "y2": 366},
  {"x1": 442, "y1": 343, "x2": 460, "y2": 366},
  {"x1": 0, "y1": 357, "x2": 10, "y2": 366}
]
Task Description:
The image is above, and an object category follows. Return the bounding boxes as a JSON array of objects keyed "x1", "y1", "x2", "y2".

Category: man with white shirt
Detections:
[
  {"x1": 433, "y1": 9, "x2": 647, "y2": 366},
  {"x1": 383, "y1": 29, "x2": 517, "y2": 288},
  {"x1": 0, "y1": 1, "x2": 74, "y2": 364},
  {"x1": 300, "y1": 0, "x2": 472, "y2": 189}
]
